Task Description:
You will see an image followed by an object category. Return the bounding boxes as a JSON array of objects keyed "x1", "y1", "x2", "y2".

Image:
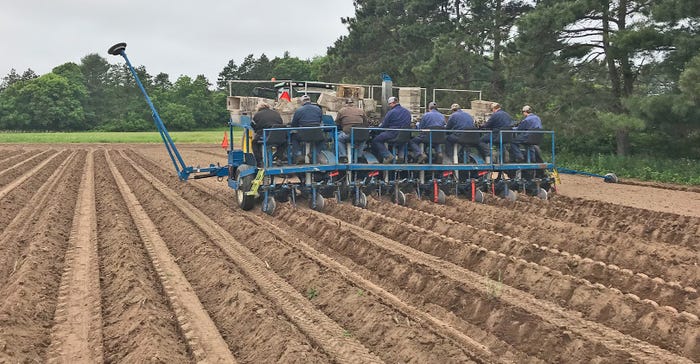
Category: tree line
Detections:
[{"x1": 0, "y1": 0, "x2": 698, "y2": 159}]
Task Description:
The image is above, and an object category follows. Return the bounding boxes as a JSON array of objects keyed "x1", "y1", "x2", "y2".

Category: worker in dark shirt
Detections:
[
  {"x1": 251, "y1": 101, "x2": 285, "y2": 166},
  {"x1": 478, "y1": 102, "x2": 512, "y2": 163},
  {"x1": 445, "y1": 103, "x2": 476, "y2": 162},
  {"x1": 510, "y1": 105, "x2": 543, "y2": 162},
  {"x1": 371, "y1": 96, "x2": 412, "y2": 164},
  {"x1": 408, "y1": 101, "x2": 445, "y2": 163},
  {"x1": 291, "y1": 94, "x2": 323, "y2": 164},
  {"x1": 336, "y1": 99, "x2": 369, "y2": 163}
]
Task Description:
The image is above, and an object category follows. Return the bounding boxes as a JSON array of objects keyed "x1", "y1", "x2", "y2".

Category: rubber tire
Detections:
[
  {"x1": 235, "y1": 165, "x2": 256, "y2": 211},
  {"x1": 262, "y1": 197, "x2": 276, "y2": 215}
]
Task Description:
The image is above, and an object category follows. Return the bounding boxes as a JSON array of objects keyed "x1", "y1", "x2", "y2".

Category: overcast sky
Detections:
[{"x1": 1, "y1": 0, "x2": 356, "y2": 84}]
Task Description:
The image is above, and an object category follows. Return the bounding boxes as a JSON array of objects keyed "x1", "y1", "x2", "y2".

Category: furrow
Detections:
[
  {"x1": 47, "y1": 150, "x2": 104, "y2": 363},
  {"x1": 118, "y1": 150, "x2": 383, "y2": 364},
  {"x1": 384, "y1": 196, "x2": 699, "y2": 316},
  {"x1": 0, "y1": 151, "x2": 77, "y2": 286},
  {"x1": 333, "y1": 197, "x2": 698, "y2": 359},
  {"x1": 105, "y1": 151, "x2": 236, "y2": 364},
  {"x1": 0, "y1": 150, "x2": 60, "y2": 200},
  {"x1": 278, "y1": 203, "x2": 692, "y2": 363},
  {"x1": 442, "y1": 195, "x2": 698, "y2": 287}
]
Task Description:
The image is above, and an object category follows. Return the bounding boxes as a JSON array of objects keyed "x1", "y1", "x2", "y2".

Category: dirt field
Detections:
[{"x1": 0, "y1": 144, "x2": 697, "y2": 363}]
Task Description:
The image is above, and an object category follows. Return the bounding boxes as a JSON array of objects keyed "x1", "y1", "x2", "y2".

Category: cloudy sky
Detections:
[{"x1": 1, "y1": 0, "x2": 356, "y2": 83}]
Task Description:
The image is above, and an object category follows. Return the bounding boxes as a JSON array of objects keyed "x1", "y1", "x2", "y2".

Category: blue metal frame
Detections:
[
  {"x1": 112, "y1": 46, "x2": 226, "y2": 181},
  {"x1": 113, "y1": 43, "x2": 568, "y2": 212}
]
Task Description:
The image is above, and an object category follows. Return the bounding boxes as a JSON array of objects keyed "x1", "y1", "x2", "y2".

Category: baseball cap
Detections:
[
  {"x1": 301, "y1": 94, "x2": 310, "y2": 102},
  {"x1": 387, "y1": 96, "x2": 398, "y2": 104},
  {"x1": 450, "y1": 103, "x2": 460, "y2": 110}
]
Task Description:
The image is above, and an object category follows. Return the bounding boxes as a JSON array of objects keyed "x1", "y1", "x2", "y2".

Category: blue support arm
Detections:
[{"x1": 108, "y1": 42, "x2": 219, "y2": 180}]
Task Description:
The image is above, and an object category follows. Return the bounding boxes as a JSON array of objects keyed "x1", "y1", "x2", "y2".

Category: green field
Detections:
[{"x1": 0, "y1": 130, "x2": 237, "y2": 144}]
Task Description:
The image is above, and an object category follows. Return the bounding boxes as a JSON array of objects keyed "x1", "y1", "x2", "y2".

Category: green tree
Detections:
[
  {"x1": 79, "y1": 54, "x2": 111, "y2": 129},
  {"x1": 515, "y1": 0, "x2": 698, "y2": 155},
  {"x1": 0, "y1": 73, "x2": 86, "y2": 131},
  {"x1": 1, "y1": 68, "x2": 38, "y2": 91},
  {"x1": 321, "y1": 0, "x2": 452, "y2": 85},
  {"x1": 270, "y1": 52, "x2": 312, "y2": 80}
]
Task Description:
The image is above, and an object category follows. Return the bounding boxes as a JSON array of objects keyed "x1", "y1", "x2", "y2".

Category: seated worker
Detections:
[
  {"x1": 445, "y1": 103, "x2": 476, "y2": 162},
  {"x1": 371, "y1": 96, "x2": 412, "y2": 164},
  {"x1": 251, "y1": 101, "x2": 284, "y2": 166},
  {"x1": 335, "y1": 99, "x2": 369, "y2": 163},
  {"x1": 291, "y1": 94, "x2": 323, "y2": 164},
  {"x1": 477, "y1": 102, "x2": 513, "y2": 163},
  {"x1": 408, "y1": 101, "x2": 446, "y2": 163},
  {"x1": 510, "y1": 105, "x2": 543, "y2": 162}
]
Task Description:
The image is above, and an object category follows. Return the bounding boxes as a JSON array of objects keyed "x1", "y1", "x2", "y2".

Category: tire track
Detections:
[
  {"x1": 438, "y1": 194, "x2": 699, "y2": 287},
  {"x1": 226, "y1": 204, "x2": 504, "y2": 363},
  {"x1": 0, "y1": 150, "x2": 84, "y2": 362},
  {"x1": 94, "y1": 150, "x2": 192, "y2": 362},
  {"x1": 118, "y1": 150, "x2": 383, "y2": 364},
  {"x1": 105, "y1": 151, "x2": 235, "y2": 363},
  {"x1": 128, "y1": 149, "x2": 504, "y2": 363},
  {"x1": 0, "y1": 149, "x2": 32, "y2": 167},
  {"x1": 0, "y1": 151, "x2": 77, "y2": 287},
  {"x1": 0, "y1": 150, "x2": 59, "y2": 200},
  {"x1": 377, "y1": 196, "x2": 699, "y2": 316},
  {"x1": 0, "y1": 149, "x2": 51, "y2": 181},
  {"x1": 277, "y1": 203, "x2": 693, "y2": 363},
  {"x1": 47, "y1": 150, "x2": 103, "y2": 363},
  {"x1": 328, "y1": 197, "x2": 698, "y2": 358},
  {"x1": 485, "y1": 195, "x2": 700, "y2": 246}
]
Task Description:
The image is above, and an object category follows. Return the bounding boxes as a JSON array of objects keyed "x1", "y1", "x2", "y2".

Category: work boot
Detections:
[
  {"x1": 294, "y1": 154, "x2": 305, "y2": 165},
  {"x1": 382, "y1": 154, "x2": 395, "y2": 164},
  {"x1": 339, "y1": 156, "x2": 348, "y2": 163},
  {"x1": 415, "y1": 153, "x2": 428, "y2": 164}
]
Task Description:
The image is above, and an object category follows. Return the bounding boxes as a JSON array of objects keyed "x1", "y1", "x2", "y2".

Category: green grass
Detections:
[
  {"x1": 557, "y1": 153, "x2": 700, "y2": 185},
  {"x1": 0, "y1": 129, "x2": 240, "y2": 144}
]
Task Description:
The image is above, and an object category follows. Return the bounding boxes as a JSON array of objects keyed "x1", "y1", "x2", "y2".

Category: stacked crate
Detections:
[
  {"x1": 470, "y1": 99, "x2": 495, "y2": 126},
  {"x1": 398, "y1": 87, "x2": 422, "y2": 120},
  {"x1": 337, "y1": 85, "x2": 365, "y2": 99},
  {"x1": 227, "y1": 96, "x2": 273, "y2": 123}
]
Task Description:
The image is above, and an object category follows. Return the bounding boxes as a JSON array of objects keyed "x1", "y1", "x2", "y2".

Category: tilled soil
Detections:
[{"x1": 0, "y1": 144, "x2": 698, "y2": 363}]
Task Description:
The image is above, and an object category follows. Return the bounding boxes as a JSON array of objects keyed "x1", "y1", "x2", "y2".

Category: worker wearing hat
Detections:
[
  {"x1": 335, "y1": 98, "x2": 369, "y2": 163},
  {"x1": 291, "y1": 94, "x2": 323, "y2": 164},
  {"x1": 477, "y1": 102, "x2": 513, "y2": 163},
  {"x1": 408, "y1": 101, "x2": 446, "y2": 163},
  {"x1": 371, "y1": 96, "x2": 412, "y2": 164},
  {"x1": 510, "y1": 105, "x2": 543, "y2": 162},
  {"x1": 445, "y1": 103, "x2": 476, "y2": 162}
]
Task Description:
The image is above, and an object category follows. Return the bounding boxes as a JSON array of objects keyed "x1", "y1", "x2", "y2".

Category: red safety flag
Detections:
[
  {"x1": 221, "y1": 132, "x2": 229, "y2": 149},
  {"x1": 279, "y1": 91, "x2": 291, "y2": 102}
]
